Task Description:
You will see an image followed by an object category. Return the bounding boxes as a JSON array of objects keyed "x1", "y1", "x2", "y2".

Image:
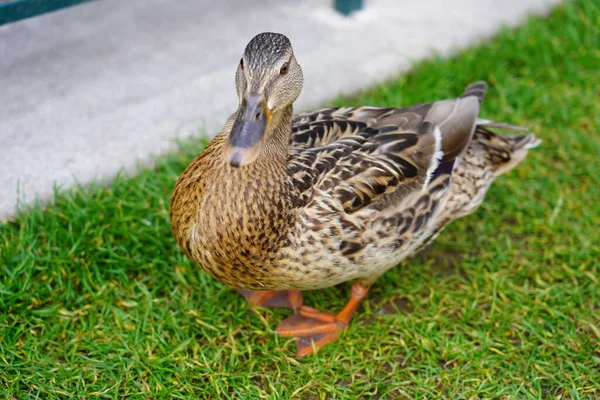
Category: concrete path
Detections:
[{"x1": 0, "y1": 0, "x2": 558, "y2": 218}]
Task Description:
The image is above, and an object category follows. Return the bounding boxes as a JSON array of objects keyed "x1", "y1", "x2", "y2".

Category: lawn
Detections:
[{"x1": 1, "y1": 0, "x2": 599, "y2": 398}]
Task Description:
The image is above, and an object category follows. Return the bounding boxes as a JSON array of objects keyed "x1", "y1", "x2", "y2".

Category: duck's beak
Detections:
[{"x1": 225, "y1": 95, "x2": 271, "y2": 167}]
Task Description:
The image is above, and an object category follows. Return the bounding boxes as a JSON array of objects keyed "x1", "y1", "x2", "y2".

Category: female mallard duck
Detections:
[{"x1": 170, "y1": 32, "x2": 540, "y2": 357}]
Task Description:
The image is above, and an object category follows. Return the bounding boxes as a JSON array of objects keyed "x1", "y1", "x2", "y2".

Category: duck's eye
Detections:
[
  {"x1": 240, "y1": 58, "x2": 244, "y2": 70},
  {"x1": 279, "y1": 62, "x2": 289, "y2": 75}
]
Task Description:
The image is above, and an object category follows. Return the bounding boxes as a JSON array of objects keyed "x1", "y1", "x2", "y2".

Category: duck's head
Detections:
[{"x1": 225, "y1": 32, "x2": 303, "y2": 167}]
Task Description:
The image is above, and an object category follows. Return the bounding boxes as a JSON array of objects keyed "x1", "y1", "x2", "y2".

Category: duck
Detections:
[{"x1": 170, "y1": 32, "x2": 540, "y2": 357}]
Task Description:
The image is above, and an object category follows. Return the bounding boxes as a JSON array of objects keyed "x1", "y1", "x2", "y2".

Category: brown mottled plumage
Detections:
[{"x1": 170, "y1": 32, "x2": 540, "y2": 357}]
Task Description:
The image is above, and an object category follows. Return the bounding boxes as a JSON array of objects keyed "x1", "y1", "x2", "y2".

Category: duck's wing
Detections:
[
  {"x1": 289, "y1": 82, "x2": 488, "y2": 212},
  {"x1": 291, "y1": 108, "x2": 392, "y2": 148}
]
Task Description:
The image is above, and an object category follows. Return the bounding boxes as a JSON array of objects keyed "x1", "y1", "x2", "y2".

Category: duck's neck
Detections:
[
  {"x1": 230, "y1": 103, "x2": 295, "y2": 207},
  {"x1": 197, "y1": 105, "x2": 297, "y2": 260}
]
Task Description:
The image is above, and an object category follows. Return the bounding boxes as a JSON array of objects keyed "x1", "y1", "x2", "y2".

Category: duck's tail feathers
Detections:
[{"x1": 472, "y1": 126, "x2": 541, "y2": 177}]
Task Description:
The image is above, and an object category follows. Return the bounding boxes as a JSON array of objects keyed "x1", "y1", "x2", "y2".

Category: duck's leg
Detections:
[
  {"x1": 238, "y1": 290, "x2": 304, "y2": 312},
  {"x1": 276, "y1": 282, "x2": 369, "y2": 357}
]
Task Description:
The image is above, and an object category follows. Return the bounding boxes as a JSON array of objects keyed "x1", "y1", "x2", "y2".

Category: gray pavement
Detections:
[{"x1": 0, "y1": 0, "x2": 558, "y2": 218}]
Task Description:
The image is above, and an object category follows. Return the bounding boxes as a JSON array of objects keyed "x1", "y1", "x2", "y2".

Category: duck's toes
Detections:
[
  {"x1": 275, "y1": 282, "x2": 370, "y2": 357},
  {"x1": 238, "y1": 289, "x2": 304, "y2": 312},
  {"x1": 276, "y1": 309, "x2": 345, "y2": 357}
]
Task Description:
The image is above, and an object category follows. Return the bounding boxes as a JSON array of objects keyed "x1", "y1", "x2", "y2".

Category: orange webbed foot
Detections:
[{"x1": 275, "y1": 283, "x2": 369, "y2": 357}]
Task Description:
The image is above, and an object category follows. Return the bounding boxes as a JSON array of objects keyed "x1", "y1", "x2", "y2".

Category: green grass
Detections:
[{"x1": 1, "y1": 0, "x2": 599, "y2": 398}]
